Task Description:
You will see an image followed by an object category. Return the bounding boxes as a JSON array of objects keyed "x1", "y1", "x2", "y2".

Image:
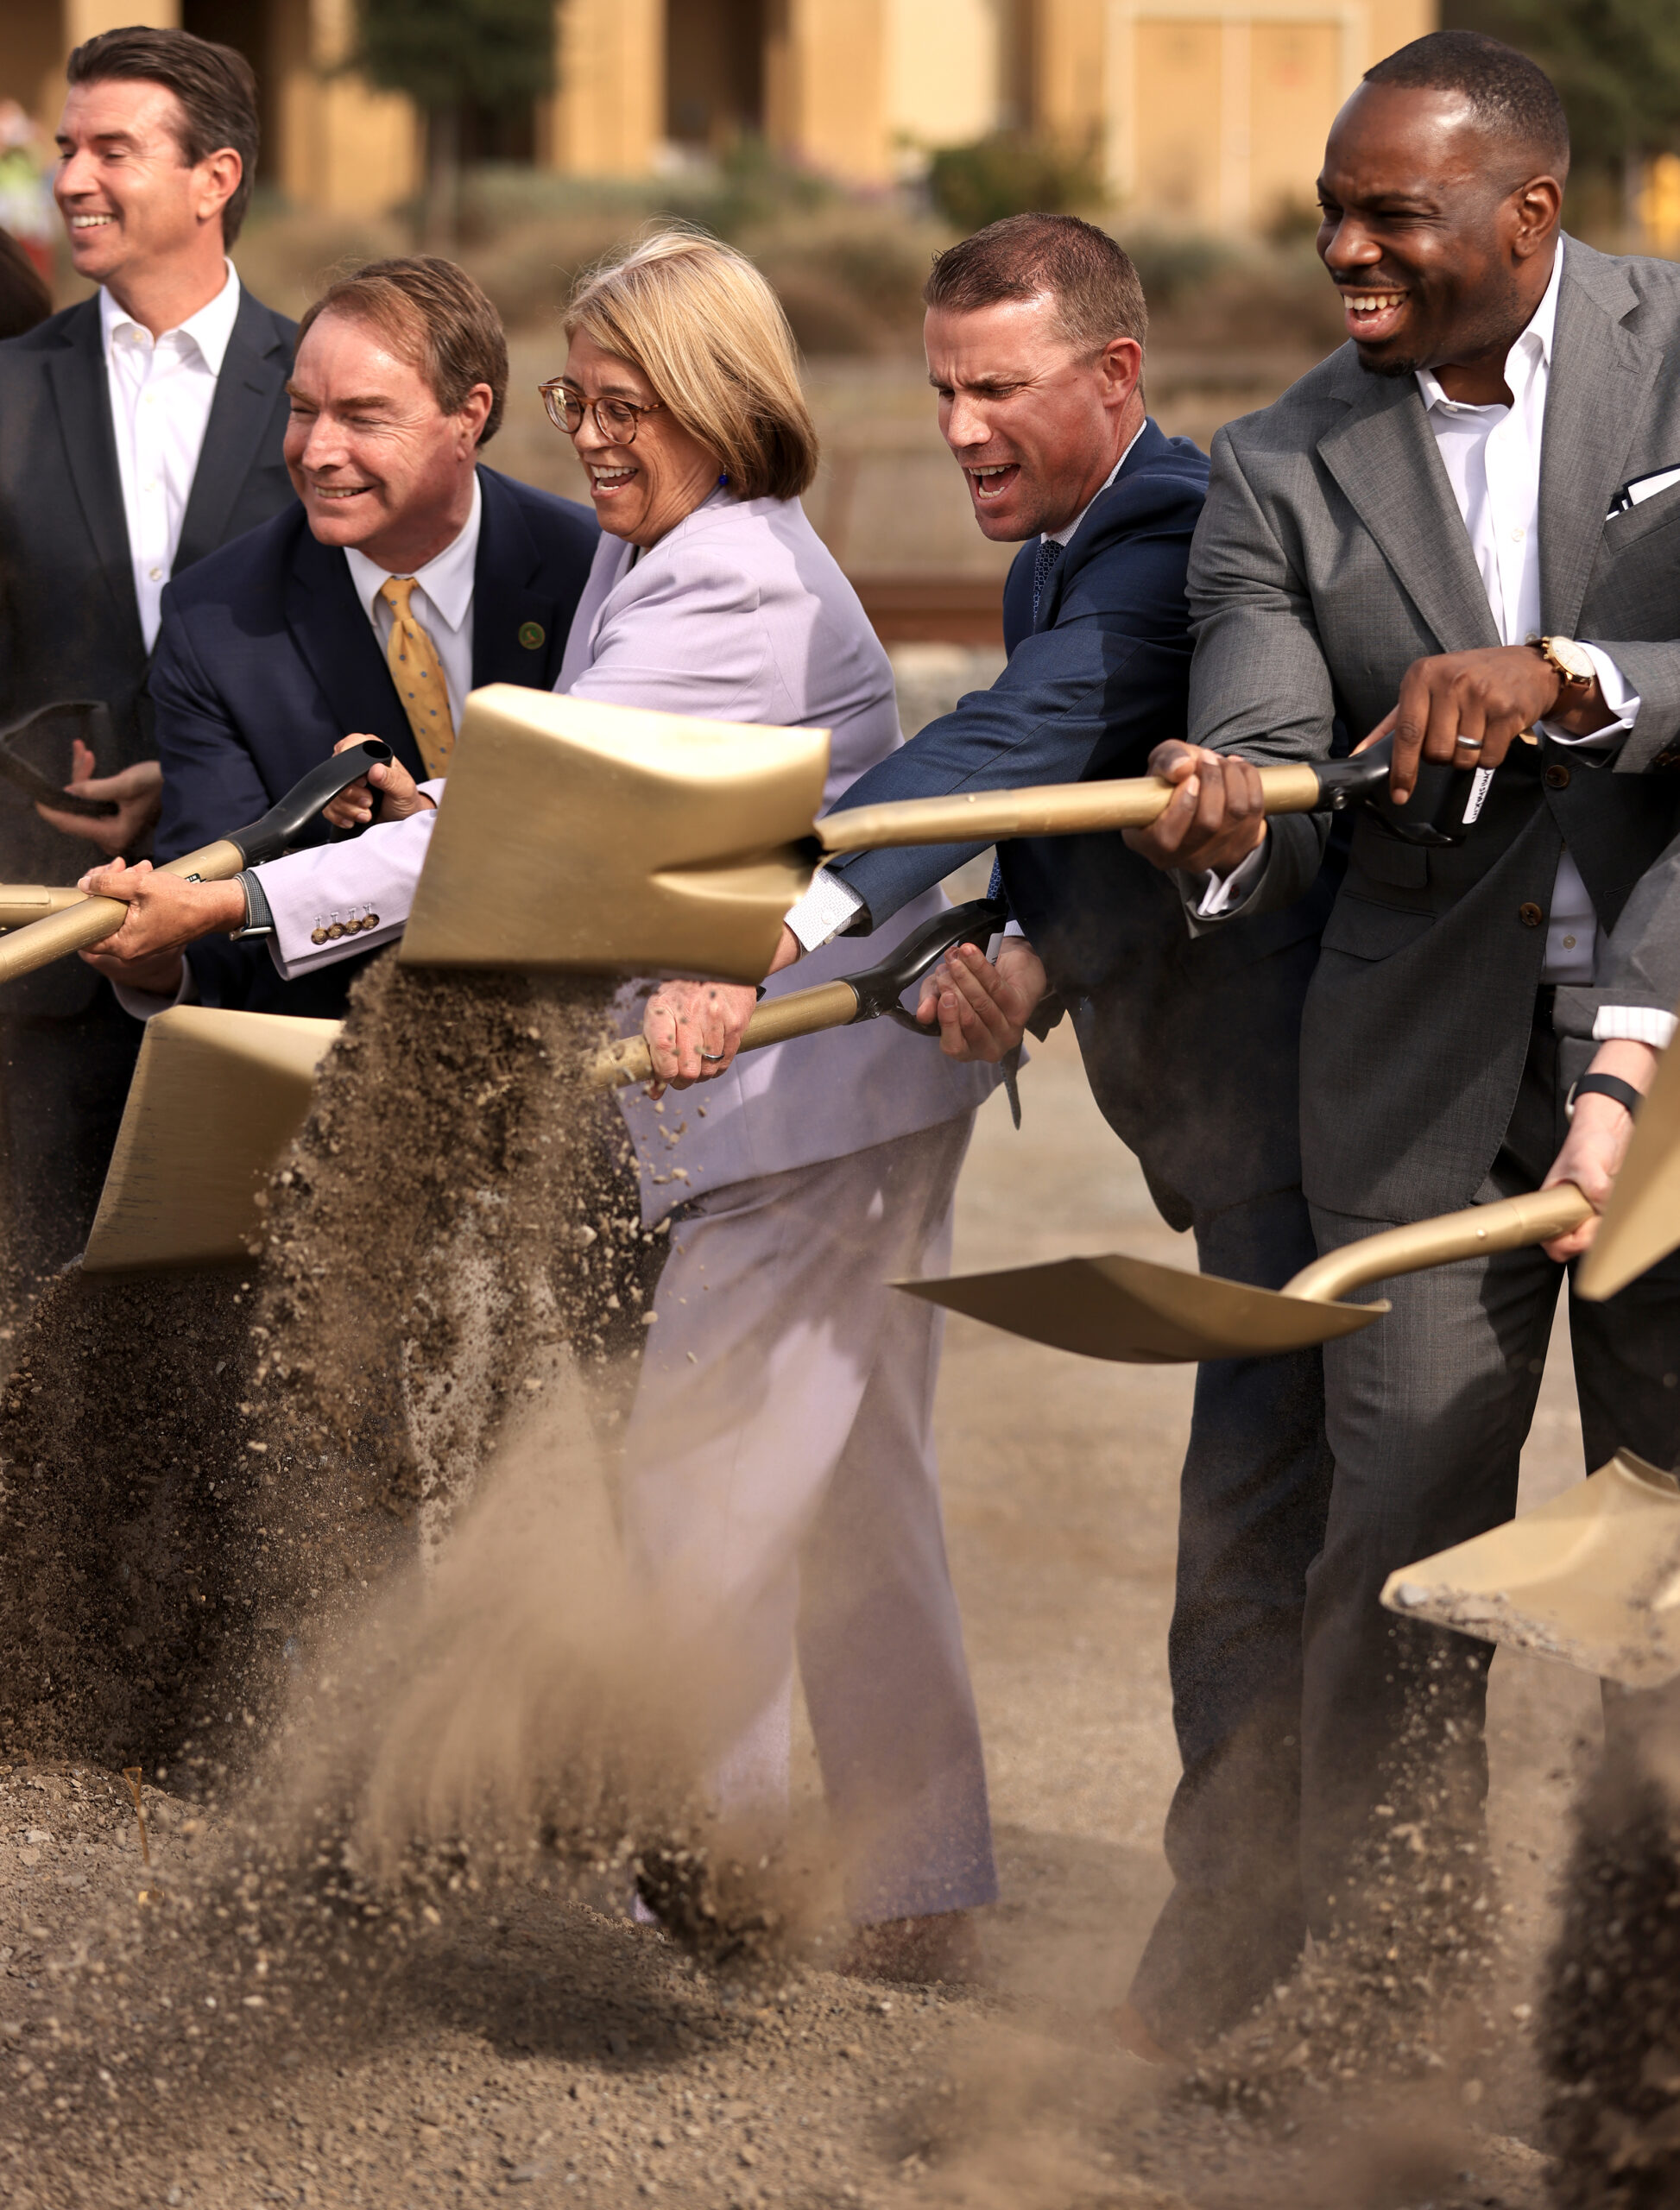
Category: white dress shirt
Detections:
[
  {"x1": 784, "y1": 427, "x2": 1146, "y2": 955},
  {"x1": 342, "y1": 471, "x2": 481, "y2": 728},
  {"x1": 101, "y1": 262, "x2": 243, "y2": 653}
]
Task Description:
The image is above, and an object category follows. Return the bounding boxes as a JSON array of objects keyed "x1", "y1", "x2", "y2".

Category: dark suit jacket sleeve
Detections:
[
  {"x1": 1557, "y1": 826, "x2": 1680, "y2": 1035},
  {"x1": 149, "y1": 586, "x2": 279, "y2": 1009},
  {"x1": 1184, "y1": 423, "x2": 1336, "y2": 919},
  {"x1": 826, "y1": 479, "x2": 1200, "y2": 928}
]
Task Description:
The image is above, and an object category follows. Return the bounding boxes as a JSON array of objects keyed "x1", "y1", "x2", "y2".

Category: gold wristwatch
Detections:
[{"x1": 1528, "y1": 634, "x2": 1596, "y2": 696}]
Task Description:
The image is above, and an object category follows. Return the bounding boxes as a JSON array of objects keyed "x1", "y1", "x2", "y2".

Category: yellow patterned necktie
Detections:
[{"x1": 378, "y1": 576, "x2": 456, "y2": 777}]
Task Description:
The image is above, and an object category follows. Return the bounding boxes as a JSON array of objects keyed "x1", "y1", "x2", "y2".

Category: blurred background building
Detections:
[{"x1": 4, "y1": 0, "x2": 1434, "y2": 232}]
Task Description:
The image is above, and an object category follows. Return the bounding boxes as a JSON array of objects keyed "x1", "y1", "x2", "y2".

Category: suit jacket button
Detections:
[
  {"x1": 365, "y1": 913, "x2": 379, "y2": 929},
  {"x1": 326, "y1": 922, "x2": 344, "y2": 938},
  {"x1": 1544, "y1": 762, "x2": 1570, "y2": 789},
  {"x1": 310, "y1": 927, "x2": 328, "y2": 945},
  {"x1": 1519, "y1": 901, "x2": 1544, "y2": 927}
]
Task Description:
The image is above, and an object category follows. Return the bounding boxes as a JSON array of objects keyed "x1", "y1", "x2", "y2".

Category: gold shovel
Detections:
[
  {"x1": 396, "y1": 689, "x2": 1429, "y2": 982},
  {"x1": 0, "y1": 740, "x2": 397, "y2": 984},
  {"x1": 83, "y1": 1006, "x2": 340, "y2": 1272},
  {"x1": 1380, "y1": 1451, "x2": 1680, "y2": 1689},
  {"x1": 895, "y1": 1184, "x2": 1597, "y2": 1362}
]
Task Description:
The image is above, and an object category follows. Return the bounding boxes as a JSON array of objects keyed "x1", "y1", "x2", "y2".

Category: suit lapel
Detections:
[
  {"x1": 1317, "y1": 366, "x2": 1500, "y2": 654},
  {"x1": 43, "y1": 298, "x2": 141, "y2": 640},
  {"x1": 470, "y1": 469, "x2": 570, "y2": 691},
  {"x1": 1540, "y1": 246, "x2": 1659, "y2": 636},
  {"x1": 175, "y1": 292, "x2": 292, "y2": 574},
  {"x1": 283, "y1": 526, "x2": 428, "y2": 780},
  {"x1": 1001, "y1": 541, "x2": 1035, "y2": 656}
]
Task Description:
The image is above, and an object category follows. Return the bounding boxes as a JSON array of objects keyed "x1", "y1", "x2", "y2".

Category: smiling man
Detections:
[
  {"x1": 1127, "y1": 30, "x2": 1680, "y2": 1961},
  {"x1": 83, "y1": 256, "x2": 595, "y2": 1017},
  {"x1": 0, "y1": 26, "x2": 299, "y2": 1285}
]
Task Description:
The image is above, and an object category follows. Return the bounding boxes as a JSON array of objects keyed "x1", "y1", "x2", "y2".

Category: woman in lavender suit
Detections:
[{"x1": 88, "y1": 235, "x2": 1001, "y2": 1979}]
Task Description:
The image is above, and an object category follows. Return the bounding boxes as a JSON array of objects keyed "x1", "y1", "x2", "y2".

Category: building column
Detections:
[
  {"x1": 764, "y1": 0, "x2": 890, "y2": 184},
  {"x1": 268, "y1": 0, "x2": 420, "y2": 213},
  {"x1": 541, "y1": 0, "x2": 663, "y2": 177}
]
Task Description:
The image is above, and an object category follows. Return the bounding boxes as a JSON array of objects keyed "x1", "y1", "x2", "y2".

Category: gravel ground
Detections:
[{"x1": 0, "y1": 654, "x2": 1607, "y2": 2207}]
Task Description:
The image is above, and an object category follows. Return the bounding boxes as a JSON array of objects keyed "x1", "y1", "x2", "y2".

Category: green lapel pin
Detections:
[{"x1": 518, "y1": 620, "x2": 545, "y2": 651}]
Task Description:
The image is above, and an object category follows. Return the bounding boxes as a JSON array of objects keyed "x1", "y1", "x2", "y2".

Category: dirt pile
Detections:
[{"x1": 1542, "y1": 1721, "x2": 1680, "y2": 2210}]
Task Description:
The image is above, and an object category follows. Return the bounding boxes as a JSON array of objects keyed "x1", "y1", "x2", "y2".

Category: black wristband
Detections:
[{"x1": 1567, "y1": 1071, "x2": 1645, "y2": 1119}]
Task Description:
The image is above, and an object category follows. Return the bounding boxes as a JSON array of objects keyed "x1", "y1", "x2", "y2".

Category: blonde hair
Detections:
[{"x1": 563, "y1": 230, "x2": 818, "y2": 502}]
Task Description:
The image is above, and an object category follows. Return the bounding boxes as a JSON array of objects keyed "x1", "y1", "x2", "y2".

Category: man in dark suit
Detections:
[
  {"x1": 736, "y1": 216, "x2": 1332, "y2": 2047},
  {"x1": 83, "y1": 255, "x2": 597, "y2": 1021},
  {"x1": 0, "y1": 26, "x2": 296, "y2": 1282},
  {"x1": 1132, "y1": 34, "x2": 1680, "y2": 1944}
]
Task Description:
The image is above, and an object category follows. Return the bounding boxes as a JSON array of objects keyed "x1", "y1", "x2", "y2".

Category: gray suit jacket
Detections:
[{"x1": 1190, "y1": 237, "x2": 1680, "y2": 1219}]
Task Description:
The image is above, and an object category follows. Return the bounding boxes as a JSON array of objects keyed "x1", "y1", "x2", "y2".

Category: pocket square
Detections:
[{"x1": 1607, "y1": 464, "x2": 1680, "y2": 518}]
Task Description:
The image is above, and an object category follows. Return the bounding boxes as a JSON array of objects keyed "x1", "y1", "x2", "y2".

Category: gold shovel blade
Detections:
[
  {"x1": 1382, "y1": 1451, "x2": 1680, "y2": 1688},
  {"x1": 1576, "y1": 1001, "x2": 1680, "y2": 1301},
  {"x1": 84, "y1": 1006, "x2": 341, "y2": 1272},
  {"x1": 400, "y1": 686, "x2": 831, "y2": 982},
  {"x1": 895, "y1": 1253, "x2": 1387, "y2": 1364}
]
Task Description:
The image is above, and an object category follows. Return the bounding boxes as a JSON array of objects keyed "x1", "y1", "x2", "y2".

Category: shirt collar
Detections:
[
  {"x1": 1044, "y1": 420, "x2": 1148, "y2": 546},
  {"x1": 99, "y1": 259, "x2": 242, "y2": 373},
  {"x1": 343, "y1": 470, "x2": 483, "y2": 635},
  {"x1": 1415, "y1": 238, "x2": 1563, "y2": 416}
]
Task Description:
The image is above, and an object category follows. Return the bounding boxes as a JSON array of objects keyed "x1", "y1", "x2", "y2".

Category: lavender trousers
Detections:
[{"x1": 619, "y1": 1115, "x2": 997, "y2": 1926}]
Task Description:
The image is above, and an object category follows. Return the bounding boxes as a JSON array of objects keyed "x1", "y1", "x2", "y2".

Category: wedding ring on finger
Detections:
[
  {"x1": 1455, "y1": 734, "x2": 1484, "y2": 749},
  {"x1": 699, "y1": 1049, "x2": 725, "y2": 1062}
]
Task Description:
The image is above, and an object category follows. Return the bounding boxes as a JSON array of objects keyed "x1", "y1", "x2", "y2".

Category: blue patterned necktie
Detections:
[{"x1": 1032, "y1": 536, "x2": 1064, "y2": 628}]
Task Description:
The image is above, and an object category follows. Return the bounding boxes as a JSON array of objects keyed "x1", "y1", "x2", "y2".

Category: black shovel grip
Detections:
[
  {"x1": 844, "y1": 893, "x2": 1014, "y2": 1028},
  {"x1": 228, "y1": 740, "x2": 395, "y2": 866}
]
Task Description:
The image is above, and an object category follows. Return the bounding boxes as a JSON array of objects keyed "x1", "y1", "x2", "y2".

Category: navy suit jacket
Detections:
[
  {"x1": 825, "y1": 418, "x2": 1330, "y2": 1222},
  {"x1": 152, "y1": 463, "x2": 597, "y2": 1017}
]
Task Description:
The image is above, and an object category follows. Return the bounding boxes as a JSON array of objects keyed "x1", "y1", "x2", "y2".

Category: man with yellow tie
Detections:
[{"x1": 84, "y1": 256, "x2": 597, "y2": 1017}]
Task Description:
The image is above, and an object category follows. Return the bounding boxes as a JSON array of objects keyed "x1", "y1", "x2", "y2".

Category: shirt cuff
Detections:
[
  {"x1": 1184, "y1": 832, "x2": 1270, "y2": 919},
  {"x1": 1593, "y1": 1004, "x2": 1677, "y2": 1049},
  {"x1": 113, "y1": 957, "x2": 198, "y2": 1023},
  {"x1": 1541, "y1": 647, "x2": 1640, "y2": 747},
  {"x1": 785, "y1": 871, "x2": 867, "y2": 955}
]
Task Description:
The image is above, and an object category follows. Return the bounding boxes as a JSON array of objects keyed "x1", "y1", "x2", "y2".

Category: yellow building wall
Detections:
[
  {"x1": 1111, "y1": 0, "x2": 1438, "y2": 231},
  {"x1": 544, "y1": 0, "x2": 663, "y2": 176}
]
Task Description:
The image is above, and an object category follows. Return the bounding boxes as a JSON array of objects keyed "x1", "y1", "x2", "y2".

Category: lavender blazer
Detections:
[{"x1": 252, "y1": 491, "x2": 998, "y2": 1213}]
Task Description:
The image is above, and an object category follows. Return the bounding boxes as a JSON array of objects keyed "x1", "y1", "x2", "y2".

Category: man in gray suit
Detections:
[
  {"x1": 1133, "y1": 30, "x2": 1680, "y2": 1934},
  {"x1": 0, "y1": 27, "x2": 296, "y2": 1284}
]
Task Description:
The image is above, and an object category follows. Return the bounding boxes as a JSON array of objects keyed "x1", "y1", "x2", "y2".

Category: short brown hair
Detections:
[
  {"x1": 66, "y1": 26, "x2": 260, "y2": 247},
  {"x1": 299, "y1": 258, "x2": 510, "y2": 446},
  {"x1": 924, "y1": 213, "x2": 1147, "y2": 354},
  {"x1": 564, "y1": 230, "x2": 818, "y2": 502}
]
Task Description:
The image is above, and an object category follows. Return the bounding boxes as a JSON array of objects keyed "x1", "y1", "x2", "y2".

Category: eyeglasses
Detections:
[{"x1": 539, "y1": 381, "x2": 664, "y2": 444}]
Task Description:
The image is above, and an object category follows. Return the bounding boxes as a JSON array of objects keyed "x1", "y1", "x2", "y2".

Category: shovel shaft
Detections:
[
  {"x1": 1285, "y1": 1184, "x2": 1595, "y2": 1304},
  {"x1": 815, "y1": 763, "x2": 1325, "y2": 853},
  {"x1": 0, "y1": 885, "x2": 93, "y2": 927},
  {"x1": 591, "y1": 979, "x2": 862, "y2": 1089},
  {"x1": 0, "y1": 837, "x2": 244, "y2": 986}
]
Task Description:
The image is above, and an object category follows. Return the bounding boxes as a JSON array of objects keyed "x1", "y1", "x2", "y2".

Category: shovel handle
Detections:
[
  {"x1": 1285, "y1": 1184, "x2": 1595, "y2": 1305},
  {"x1": 815, "y1": 764, "x2": 1325, "y2": 853},
  {"x1": 591, "y1": 979, "x2": 862, "y2": 1089},
  {"x1": 0, "y1": 838, "x2": 244, "y2": 986},
  {"x1": 0, "y1": 884, "x2": 95, "y2": 928}
]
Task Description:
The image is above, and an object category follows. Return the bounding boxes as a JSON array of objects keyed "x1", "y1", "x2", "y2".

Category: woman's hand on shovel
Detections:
[
  {"x1": 74, "y1": 857, "x2": 246, "y2": 998},
  {"x1": 1540, "y1": 1039, "x2": 1659, "y2": 1260},
  {"x1": 641, "y1": 978, "x2": 759, "y2": 1097}
]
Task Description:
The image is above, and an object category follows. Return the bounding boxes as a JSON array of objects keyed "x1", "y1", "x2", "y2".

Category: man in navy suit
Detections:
[
  {"x1": 85, "y1": 256, "x2": 597, "y2": 1020},
  {"x1": 755, "y1": 216, "x2": 1333, "y2": 2052}
]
